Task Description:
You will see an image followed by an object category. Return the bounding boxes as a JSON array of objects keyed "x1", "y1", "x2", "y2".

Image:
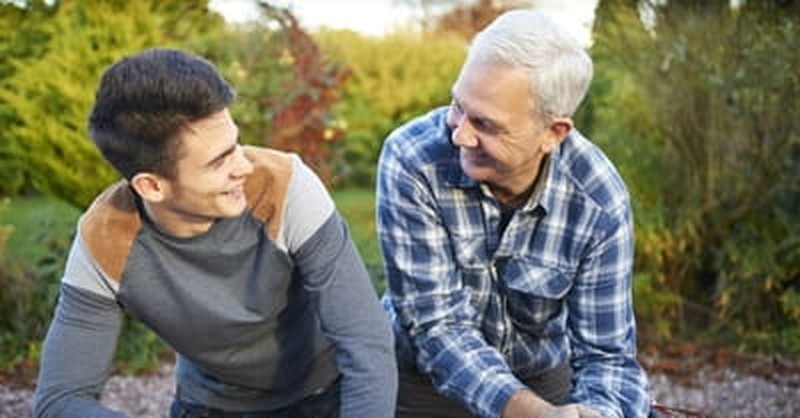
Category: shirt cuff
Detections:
[{"x1": 472, "y1": 373, "x2": 527, "y2": 418}]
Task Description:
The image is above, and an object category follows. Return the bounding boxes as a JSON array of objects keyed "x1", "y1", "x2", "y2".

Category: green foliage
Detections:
[
  {"x1": 0, "y1": 195, "x2": 171, "y2": 377},
  {"x1": 633, "y1": 272, "x2": 682, "y2": 341},
  {"x1": 193, "y1": 24, "x2": 294, "y2": 147},
  {"x1": 0, "y1": 196, "x2": 78, "y2": 262},
  {"x1": 0, "y1": 1, "x2": 55, "y2": 197},
  {"x1": 0, "y1": 197, "x2": 76, "y2": 374},
  {"x1": 0, "y1": 0, "x2": 226, "y2": 208},
  {"x1": 713, "y1": 213, "x2": 800, "y2": 353},
  {"x1": 195, "y1": 5, "x2": 351, "y2": 186},
  {"x1": 314, "y1": 29, "x2": 466, "y2": 186},
  {"x1": 256, "y1": 5, "x2": 351, "y2": 186},
  {"x1": 592, "y1": 0, "x2": 800, "y2": 353},
  {"x1": 182, "y1": 4, "x2": 353, "y2": 187}
]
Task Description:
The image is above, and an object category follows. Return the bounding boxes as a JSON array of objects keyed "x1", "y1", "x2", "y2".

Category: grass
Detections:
[
  {"x1": 0, "y1": 196, "x2": 80, "y2": 376},
  {"x1": 0, "y1": 196, "x2": 80, "y2": 264},
  {"x1": 331, "y1": 187, "x2": 386, "y2": 293}
]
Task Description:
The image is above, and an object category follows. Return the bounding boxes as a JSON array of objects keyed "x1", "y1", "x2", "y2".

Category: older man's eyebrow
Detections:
[{"x1": 451, "y1": 94, "x2": 506, "y2": 134}]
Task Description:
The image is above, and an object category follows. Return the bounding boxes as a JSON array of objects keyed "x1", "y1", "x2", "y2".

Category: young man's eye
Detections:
[{"x1": 210, "y1": 155, "x2": 228, "y2": 170}]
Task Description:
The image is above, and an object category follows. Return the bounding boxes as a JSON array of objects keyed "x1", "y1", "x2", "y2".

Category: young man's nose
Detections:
[{"x1": 231, "y1": 146, "x2": 254, "y2": 177}]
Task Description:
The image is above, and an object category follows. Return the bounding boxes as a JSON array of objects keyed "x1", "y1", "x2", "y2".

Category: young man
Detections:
[
  {"x1": 377, "y1": 10, "x2": 651, "y2": 418},
  {"x1": 33, "y1": 48, "x2": 396, "y2": 418}
]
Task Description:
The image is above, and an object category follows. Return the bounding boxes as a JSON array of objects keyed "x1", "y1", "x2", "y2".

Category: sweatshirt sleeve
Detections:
[
  {"x1": 33, "y1": 237, "x2": 127, "y2": 418},
  {"x1": 282, "y1": 157, "x2": 398, "y2": 418}
]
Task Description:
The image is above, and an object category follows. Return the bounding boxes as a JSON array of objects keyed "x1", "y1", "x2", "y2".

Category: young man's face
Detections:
[
  {"x1": 446, "y1": 59, "x2": 561, "y2": 202},
  {"x1": 154, "y1": 108, "x2": 253, "y2": 236}
]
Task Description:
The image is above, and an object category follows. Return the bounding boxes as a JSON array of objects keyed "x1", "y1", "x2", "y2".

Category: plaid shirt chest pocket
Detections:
[
  {"x1": 501, "y1": 259, "x2": 573, "y2": 338},
  {"x1": 449, "y1": 225, "x2": 491, "y2": 284}
]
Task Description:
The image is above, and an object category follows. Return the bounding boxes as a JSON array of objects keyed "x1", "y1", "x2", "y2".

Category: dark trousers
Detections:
[
  {"x1": 396, "y1": 363, "x2": 573, "y2": 418},
  {"x1": 170, "y1": 379, "x2": 340, "y2": 418}
]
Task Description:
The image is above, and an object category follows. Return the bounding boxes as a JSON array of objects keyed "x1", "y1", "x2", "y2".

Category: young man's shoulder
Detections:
[
  {"x1": 243, "y1": 146, "x2": 294, "y2": 173},
  {"x1": 78, "y1": 181, "x2": 141, "y2": 281},
  {"x1": 242, "y1": 146, "x2": 299, "y2": 240}
]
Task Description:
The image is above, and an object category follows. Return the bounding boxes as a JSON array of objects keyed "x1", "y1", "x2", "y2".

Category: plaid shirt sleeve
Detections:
[
  {"x1": 566, "y1": 201, "x2": 650, "y2": 418},
  {"x1": 377, "y1": 131, "x2": 527, "y2": 418}
]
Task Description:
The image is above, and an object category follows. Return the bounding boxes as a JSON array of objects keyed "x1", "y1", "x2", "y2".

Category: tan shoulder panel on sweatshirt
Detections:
[
  {"x1": 79, "y1": 181, "x2": 141, "y2": 283},
  {"x1": 243, "y1": 146, "x2": 293, "y2": 241}
]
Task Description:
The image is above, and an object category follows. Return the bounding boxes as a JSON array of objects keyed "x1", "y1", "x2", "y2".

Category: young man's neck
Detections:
[{"x1": 140, "y1": 200, "x2": 214, "y2": 238}]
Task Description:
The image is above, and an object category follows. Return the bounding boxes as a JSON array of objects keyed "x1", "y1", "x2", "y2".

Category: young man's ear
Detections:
[
  {"x1": 541, "y1": 117, "x2": 574, "y2": 154},
  {"x1": 130, "y1": 173, "x2": 167, "y2": 203}
]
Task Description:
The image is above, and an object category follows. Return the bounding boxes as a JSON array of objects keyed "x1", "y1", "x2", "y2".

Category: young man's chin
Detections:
[
  {"x1": 210, "y1": 201, "x2": 247, "y2": 220},
  {"x1": 226, "y1": 201, "x2": 249, "y2": 218}
]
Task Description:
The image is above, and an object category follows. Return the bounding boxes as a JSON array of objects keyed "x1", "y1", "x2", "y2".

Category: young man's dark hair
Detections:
[{"x1": 89, "y1": 48, "x2": 235, "y2": 180}]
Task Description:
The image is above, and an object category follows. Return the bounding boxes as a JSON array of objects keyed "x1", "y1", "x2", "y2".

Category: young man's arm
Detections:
[
  {"x1": 284, "y1": 157, "x2": 397, "y2": 418},
  {"x1": 33, "y1": 237, "x2": 126, "y2": 418}
]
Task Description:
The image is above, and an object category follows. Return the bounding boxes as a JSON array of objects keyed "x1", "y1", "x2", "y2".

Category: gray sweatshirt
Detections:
[{"x1": 33, "y1": 147, "x2": 397, "y2": 417}]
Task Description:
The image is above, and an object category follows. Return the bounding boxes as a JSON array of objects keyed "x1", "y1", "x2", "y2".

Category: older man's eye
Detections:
[
  {"x1": 452, "y1": 99, "x2": 466, "y2": 114},
  {"x1": 470, "y1": 117, "x2": 496, "y2": 134}
]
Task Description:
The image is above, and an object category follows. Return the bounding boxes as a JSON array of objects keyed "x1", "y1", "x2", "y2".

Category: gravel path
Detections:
[{"x1": 2, "y1": 359, "x2": 798, "y2": 417}]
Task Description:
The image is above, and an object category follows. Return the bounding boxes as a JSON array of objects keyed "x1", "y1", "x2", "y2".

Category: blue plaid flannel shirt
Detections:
[{"x1": 377, "y1": 107, "x2": 650, "y2": 418}]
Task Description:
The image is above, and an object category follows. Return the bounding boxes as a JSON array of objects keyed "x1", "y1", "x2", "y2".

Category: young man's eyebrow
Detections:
[{"x1": 205, "y1": 140, "x2": 238, "y2": 167}]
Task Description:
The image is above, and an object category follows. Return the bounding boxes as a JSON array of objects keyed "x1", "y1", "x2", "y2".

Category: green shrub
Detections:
[
  {"x1": 0, "y1": 0, "x2": 226, "y2": 207},
  {"x1": 1, "y1": 1, "x2": 349, "y2": 205},
  {"x1": 0, "y1": 196, "x2": 171, "y2": 376},
  {"x1": 591, "y1": 0, "x2": 800, "y2": 354},
  {"x1": 0, "y1": 197, "x2": 75, "y2": 374},
  {"x1": 713, "y1": 214, "x2": 800, "y2": 353},
  {"x1": 0, "y1": 2, "x2": 54, "y2": 198},
  {"x1": 314, "y1": 29, "x2": 466, "y2": 186},
  {"x1": 196, "y1": 5, "x2": 350, "y2": 186}
]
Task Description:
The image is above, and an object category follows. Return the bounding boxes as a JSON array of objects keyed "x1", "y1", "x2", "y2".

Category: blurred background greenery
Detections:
[{"x1": 0, "y1": 0, "x2": 797, "y2": 379}]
